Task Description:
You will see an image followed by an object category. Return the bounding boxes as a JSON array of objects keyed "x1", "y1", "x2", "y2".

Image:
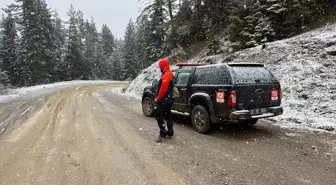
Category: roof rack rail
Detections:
[
  {"x1": 227, "y1": 63, "x2": 264, "y2": 67},
  {"x1": 176, "y1": 63, "x2": 208, "y2": 67}
]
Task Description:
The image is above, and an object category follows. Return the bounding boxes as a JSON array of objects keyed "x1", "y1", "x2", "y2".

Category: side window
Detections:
[
  {"x1": 176, "y1": 72, "x2": 190, "y2": 85},
  {"x1": 194, "y1": 66, "x2": 231, "y2": 85}
]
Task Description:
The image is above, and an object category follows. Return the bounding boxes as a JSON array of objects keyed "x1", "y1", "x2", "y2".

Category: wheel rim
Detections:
[
  {"x1": 194, "y1": 110, "x2": 206, "y2": 129},
  {"x1": 143, "y1": 100, "x2": 152, "y2": 115}
]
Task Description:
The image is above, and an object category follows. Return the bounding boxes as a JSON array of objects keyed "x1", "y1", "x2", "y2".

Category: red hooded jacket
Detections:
[{"x1": 155, "y1": 59, "x2": 174, "y2": 102}]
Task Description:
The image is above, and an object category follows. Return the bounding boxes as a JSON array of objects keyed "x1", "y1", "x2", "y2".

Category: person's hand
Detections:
[{"x1": 154, "y1": 98, "x2": 158, "y2": 103}]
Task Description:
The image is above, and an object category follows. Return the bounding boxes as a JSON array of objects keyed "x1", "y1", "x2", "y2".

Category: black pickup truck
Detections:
[{"x1": 142, "y1": 63, "x2": 283, "y2": 133}]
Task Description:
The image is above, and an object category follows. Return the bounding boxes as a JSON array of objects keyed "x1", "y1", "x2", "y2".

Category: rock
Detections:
[
  {"x1": 324, "y1": 41, "x2": 336, "y2": 48},
  {"x1": 311, "y1": 146, "x2": 317, "y2": 150},
  {"x1": 317, "y1": 126, "x2": 335, "y2": 132},
  {"x1": 327, "y1": 50, "x2": 336, "y2": 56},
  {"x1": 299, "y1": 93, "x2": 309, "y2": 100},
  {"x1": 324, "y1": 153, "x2": 332, "y2": 158},
  {"x1": 287, "y1": 117, "x2": 302, "y2": 124},
  {"x1": 326, "y1": 45, "x2": 336, "y2": 56}
]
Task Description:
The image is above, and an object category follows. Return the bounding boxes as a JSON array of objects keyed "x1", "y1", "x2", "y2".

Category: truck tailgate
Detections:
[{"x1": 235, "y1": 84, "x2": 280, "y2": 109}]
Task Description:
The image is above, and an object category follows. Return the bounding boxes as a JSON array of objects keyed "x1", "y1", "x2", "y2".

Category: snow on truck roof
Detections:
[{"x1": 175, "y1": 63, "x2": 264, "y2": 68}]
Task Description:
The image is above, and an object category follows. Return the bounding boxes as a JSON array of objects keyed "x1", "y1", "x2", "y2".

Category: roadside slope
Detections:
[{"x1": 123, "y1": 24, "x2": 336, "y2": 132}]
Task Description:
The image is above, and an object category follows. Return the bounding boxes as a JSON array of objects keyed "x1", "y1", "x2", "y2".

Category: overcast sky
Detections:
[{"x1": 0, "y1": 0, "x2": 143, "y2": 37}]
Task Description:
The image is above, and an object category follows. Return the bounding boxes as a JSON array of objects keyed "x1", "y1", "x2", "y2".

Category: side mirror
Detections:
[{"x1": 152, "y1": 79, "x2": 159, "y2": 86}]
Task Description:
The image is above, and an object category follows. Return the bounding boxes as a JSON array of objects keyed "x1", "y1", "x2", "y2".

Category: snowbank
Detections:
[
  {"x1": 0, "y1": 80, "x2": 116, "y2": 104},
  {"x1": 122, "y1": 61, "x2": 161, "y2": 98},
  {"x1": 124, "y1": 24, "x2": 336, "y2": 132},
  {"x1": 227, "y1": 24, "x2": 336, "y2": 131},
  {"x1": 122, "y1": 47, "x2": 186, "y2": 98}
]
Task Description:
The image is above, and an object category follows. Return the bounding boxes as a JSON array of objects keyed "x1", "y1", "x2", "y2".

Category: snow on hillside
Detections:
[
  {"x1": 228, "y1": 25, "x2": 336, "y2": 132},
  {"x1": 122, "y1": 61, "x2": 161, "y2": 97},
  {"x1": 122, "y1": 47, "x2": 185, "y2": 97},
  {"x1": 0, "y1": 80, "x2": 115, "y2": 104},
  {"x1": 123, "y1": 24, "x2": 336, "y2": 132}
]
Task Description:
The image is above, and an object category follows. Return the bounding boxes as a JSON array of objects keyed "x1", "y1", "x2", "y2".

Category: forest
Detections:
[{"x1": 1, "y1": 0, "x2": 335, "y2": 87}]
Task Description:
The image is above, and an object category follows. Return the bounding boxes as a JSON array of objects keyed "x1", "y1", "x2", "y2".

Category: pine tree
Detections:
[
  {"x1": 0, "y1": 8, "x2": 18, "y2": 85},
  {"x1": 109, "y1": 42, "x2": 123, "y2": 80},
  {"x1": 173, "y1": 0, "x2": 193, "y2": 48},
  {"x1": 189, "y1": 0, "x2": 207, "y2": 41},
  {"x1": 266, "y1": 0, "x2": 302, "y2": 38},
  {"x1": 229, "y1": 0, "x2": 275, "y2": 49},
  {"x1": 53, "y1": 11, "x2": 66, "y2": 46},
  {"x1": 15, "y1": 0, "x2": 60, "y2": 86},
  {"x1": 139, "y1": 0, "x2": 166, "y2": 64},
  {"x1": 123, "y1": 20, "x2": 138, "y2": 80},
  {"x1": 101, "y1": 24, "x2": 114, "y2": 57},
  {"x1": 96, "y1": 24, "x2": 115, "y2": 79},
  {"x1": 52, "y1": 10, "x2": 66, "y2": 81},
  {"x1": 82, "y1": 18, "x2": 98, "y2": 79},
  {"x1": 136, "y1": 14, "x2": 152, "y2": 68},
  {"x1": 63, "y1": 5, "x2": 85, "y2": 80},
  {"x1": 203, "y1": 0, "x2": 232, "y2": 30}
]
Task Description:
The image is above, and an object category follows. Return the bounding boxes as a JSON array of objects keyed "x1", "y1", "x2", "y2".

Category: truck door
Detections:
[{"x1": 174, "y1": 70, "x2": 191, "y2": 112}]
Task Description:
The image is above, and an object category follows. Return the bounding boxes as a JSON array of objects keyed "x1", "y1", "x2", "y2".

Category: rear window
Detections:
[
  {"x1": 231, "y1": 66, "x2": 277, "y2": 84},
  {"x1": 194, "y1": 66, "x2": 232, "y2": 85}
]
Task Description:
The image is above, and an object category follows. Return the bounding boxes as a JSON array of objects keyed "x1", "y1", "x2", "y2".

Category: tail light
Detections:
[
  {"x1": 228, "y1": 91, "x2": 237, "y2": 107},
  {"x1": 271, "y1": 89, "x2": 279, "y2": 101},
  {"x1": 216, "y1": 91, "x2": 225, "y2": 103}
]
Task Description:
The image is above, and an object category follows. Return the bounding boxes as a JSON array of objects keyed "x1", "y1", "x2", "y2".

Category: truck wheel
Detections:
[
  {"x1": 142, "y1": 97, "x2": 154, "y2": 117},
  {"x1": 191, "y1": 105, "x2": 211, "y2": 134}
]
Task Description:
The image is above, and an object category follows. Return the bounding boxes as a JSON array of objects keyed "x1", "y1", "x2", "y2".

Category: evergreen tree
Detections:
[
  {"x1": 136, "y1": 14, "x2": 153, "y2": 68},
  {"x1": 109, "y1": 42, "x2": 123, "y2": 80},
  {"x1": 53, "y1": 11, "x2": 66, "y2": 46},
  {"x1": 15, "y1": 0, "x2": 60, "y2": 86},
  {"x1": 139, "y1": 0, "x2": 166, "y2": 64},
  {"x1": 229, "y1": 0, "x2": 275, "y2": 49},
  {"x1": 150, "y1": 0, "x2": 165, "y2": 59},
  {"x1": 0, "y1": 9, "x2": 18, "y2": 85},
  {"x1": 203, "y1": 0, "x2": 232, "y2": 30},
  {"x1": 173, "y1": 0, "x2": 193, "y2": 48},
  {"x1": 96, "y1": 24, "x2": 115, "y2": 79},
  {"x1": 100, "y1": 24, "x2": 115, "y2": 57},
  {"x1": 189, "y1": 0, "x2": 207, "y2": 41},
  {"x1": 123, "y1": 20, "x2": 138, "y2": 80},
  {"x1": 63, "y1": 5, "x2": 85, "y2": 80},
  {"x1": 266, "y1": 0, "x2": 305, "y2": 38},
  {"x1": 82, "y1": 18, "x2": 98, "y2": 79},
  {"x1": 52, "y1": 10, "x2": 66, "y2": 81}
]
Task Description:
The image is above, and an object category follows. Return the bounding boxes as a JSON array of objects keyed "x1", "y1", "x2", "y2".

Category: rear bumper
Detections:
[{"x1": 230, "y1": 106, "x2": 283, "y2": 121}]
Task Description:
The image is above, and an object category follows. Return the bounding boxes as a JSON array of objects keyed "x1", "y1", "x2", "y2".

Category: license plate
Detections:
[{"x1": 250, "y1": 108, "x2": 267, "y2": 115}]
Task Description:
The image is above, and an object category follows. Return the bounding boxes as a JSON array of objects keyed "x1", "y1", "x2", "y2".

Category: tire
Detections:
[
  {"x1": 142, "y1": 97, "x2": 154, "y2": 117},
  {"x1": 191, "y1": 105, "x2": 211, "y2": 134}
]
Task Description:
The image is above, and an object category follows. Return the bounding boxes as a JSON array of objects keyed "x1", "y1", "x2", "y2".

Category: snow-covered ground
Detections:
[
  {"x1": 0, "y1": 80, "x2": 116, "y2": 104},
  {"x1": 123, "y1": 24, "x2": 336, "y2": 132}
]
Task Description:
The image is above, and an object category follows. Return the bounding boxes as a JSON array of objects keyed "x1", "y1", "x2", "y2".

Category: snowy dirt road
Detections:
[{"x1": 0, "y1": 84, "x2": 335, "y2": 185}]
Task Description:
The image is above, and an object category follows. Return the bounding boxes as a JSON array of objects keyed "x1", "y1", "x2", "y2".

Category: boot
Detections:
[{"x1": 156, "y1": 135, "x2": 165, "y2": 143}]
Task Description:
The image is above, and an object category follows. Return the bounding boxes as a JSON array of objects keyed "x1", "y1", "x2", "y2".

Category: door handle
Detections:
[
  {"x1": 255, "y1": 89, "x2": 264, "y2": 93},
  {"x1": 181, "y1": 88, "x2": 187, "y2": 91}
]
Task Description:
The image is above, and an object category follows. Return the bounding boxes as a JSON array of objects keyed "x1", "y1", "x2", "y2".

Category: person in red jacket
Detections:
[{"x1": 154, "y1": 59, "x2": 175, "y2": 142}]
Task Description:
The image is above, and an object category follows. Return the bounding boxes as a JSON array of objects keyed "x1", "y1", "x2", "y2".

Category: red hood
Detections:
[{"x1": 159, "y1": 59, "x2": 170, "y2": 71}]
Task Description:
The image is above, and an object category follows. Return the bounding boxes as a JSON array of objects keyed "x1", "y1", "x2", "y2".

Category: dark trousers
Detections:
[{"x1": 155, "y1": 103, "x2": 174, "y2": 137}]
